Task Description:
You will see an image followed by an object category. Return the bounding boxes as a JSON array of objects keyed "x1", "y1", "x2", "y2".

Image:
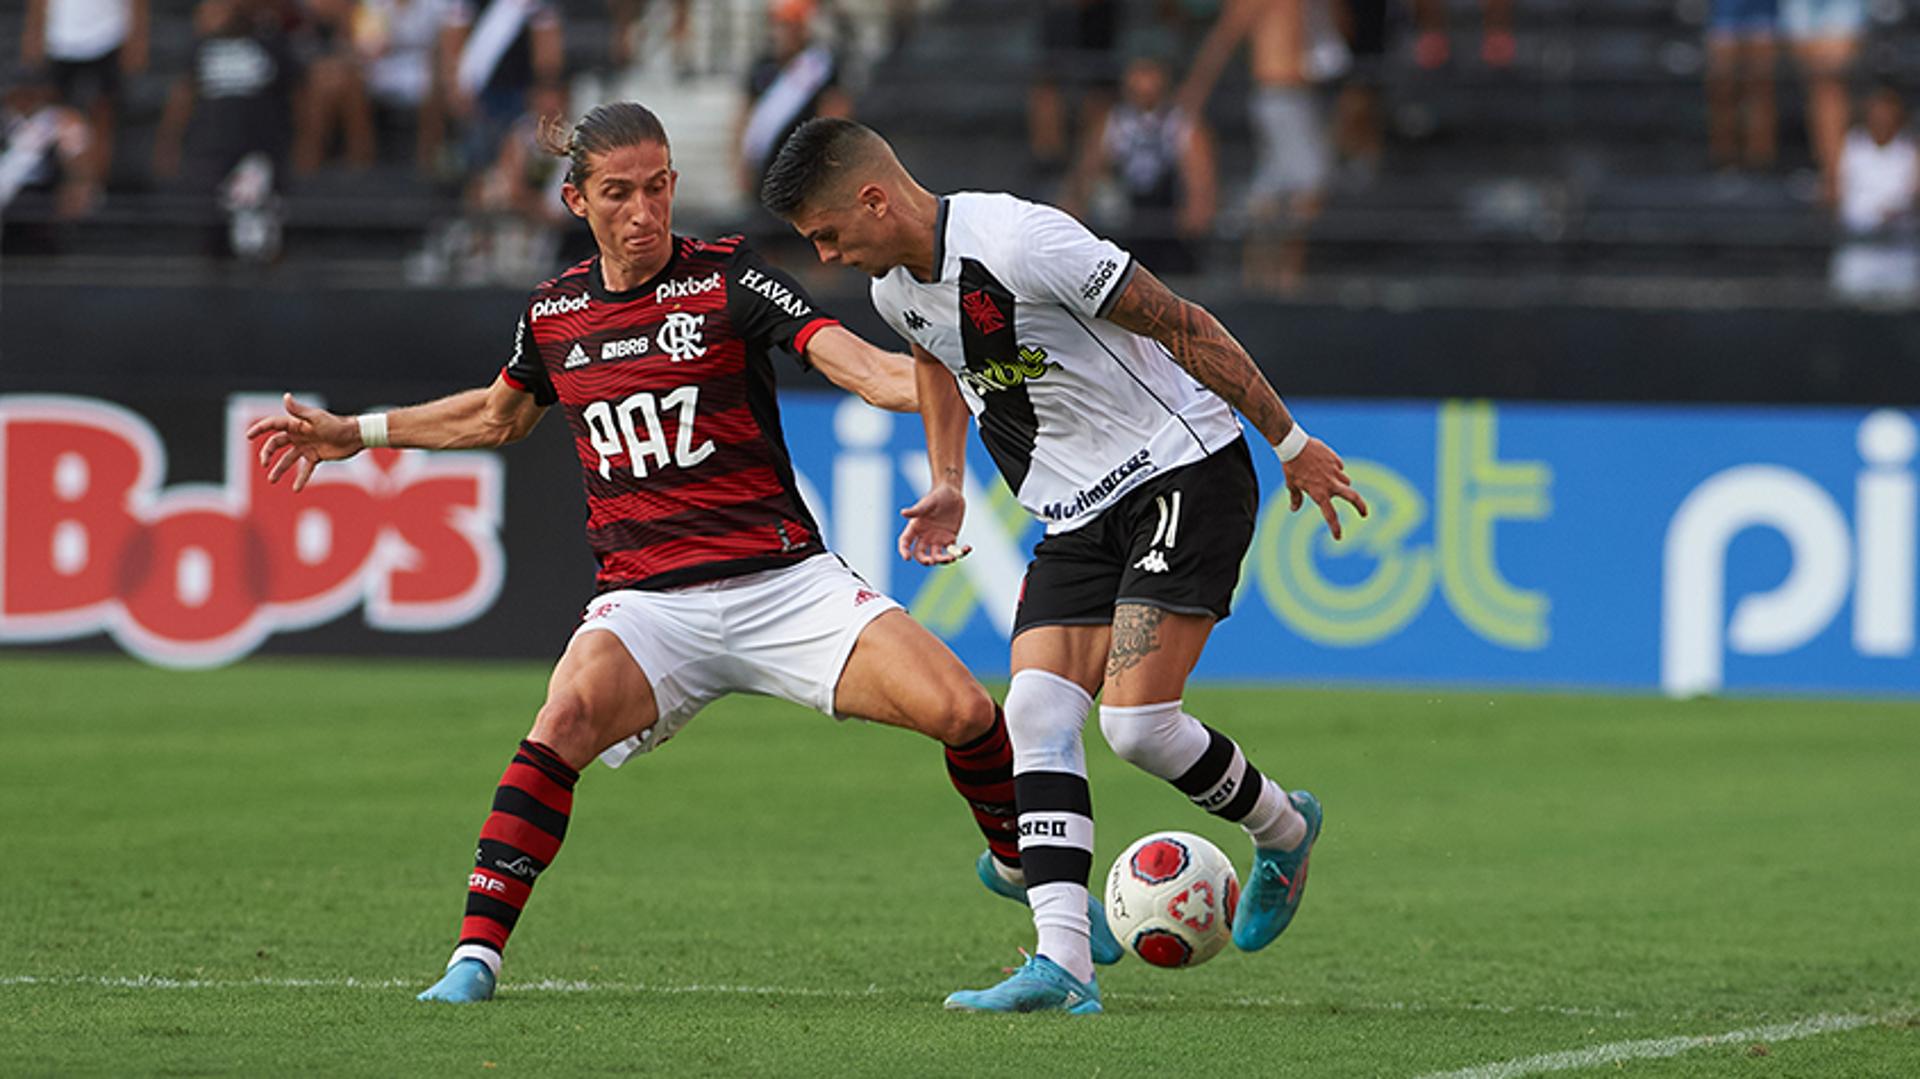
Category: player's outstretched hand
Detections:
[
  {"x1": 1284, "y1": 437, "x2": 1369, "y2": 541},
  {"x1": 245, "y1": 393, "x2": 363, "y2": 492},
  {"x1": 898, "y1": 483, "x2": 972, "y2": 565}
]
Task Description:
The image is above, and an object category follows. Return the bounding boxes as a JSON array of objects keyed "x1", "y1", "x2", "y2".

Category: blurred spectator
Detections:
[
  {"x1": 1332, "y1": 0, "x2": 1388, "y2": 180},
  {"x1": 1706, "y1": 0, "x2": 1779, "y2": 171},
  {"x1": 737, "y1": 0, "x2": 851, "y2": 197},
  {"x1": 462, "y1": 79, "x2": 568, "y2": 280},
  {"x1": 354, "y1": 0, "x2": 451, "y2": 172},
  {"x1": 1080, "y1": 53, "x2": 1216, "y2": 276},
  {"x1": 1781, "y1": 0, "x2": 1863, "y2": 205},
  {"x1": 1030, "y1": 0, "x2": 1120, "y2": 180},
  {"x1": 19, "y1": 0, "x2": 149, "y2": 182},
  {"x1": 0, "y1": 74, "x2": 99, "y2": 219},
  {"x1": 1183, "y1": 0, "x2": 1338, "y2": 294},
  {"x1": 609, "y1": 0, "x2": 692, "y2": 75},
  {"x1": 1413, "y1": 0, "x2": 1513, "y2": 69},
  {"x1": 1831, "y1": 84, "x2": 1918, "y2": 301},
  {"x1": 294, "y1": 0, "x2": 376, "y2": 173},
  {"x1": 438, "y1": 0, "x2": 563, "y2": 173},
  {"x1": 153, "y1": 0, "x2": 296, "y2": 258}
]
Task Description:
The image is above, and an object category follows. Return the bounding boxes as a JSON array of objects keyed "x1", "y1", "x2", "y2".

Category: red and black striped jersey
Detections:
[{"x1": 499, "y1": 234, "x2": 840, "y2": 592}]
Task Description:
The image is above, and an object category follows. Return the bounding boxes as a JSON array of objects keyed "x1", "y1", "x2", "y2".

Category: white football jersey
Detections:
[{"x1": 871, "y1": 192, "x2": 1242, "y2": 533}]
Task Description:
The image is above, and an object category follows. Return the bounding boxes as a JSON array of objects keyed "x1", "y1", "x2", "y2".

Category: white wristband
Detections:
[
  {"x1": 1273, "y1": 424, "x2": 1310, "y2": 463},
  {"x1": 357, "y1": 412, "x2": 390, "y2": 450}
]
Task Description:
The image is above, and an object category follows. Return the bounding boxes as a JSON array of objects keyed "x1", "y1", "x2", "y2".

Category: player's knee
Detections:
[
  {"x1": 1004, "y1": 668, "x2": 1094, "y2": 772},
  {"x1": 1098, "y1": 700, "x2": 1189, "y2": 771},
  {"x1": 939, "y1": 684, "x2": 997, "y2": 747},
  {"x1": 531, "y1": 691, "x2": 598, "y2": 761}
]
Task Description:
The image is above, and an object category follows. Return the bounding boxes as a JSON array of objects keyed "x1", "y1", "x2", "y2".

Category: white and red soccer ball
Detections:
[{"x1": 1104, "y1": 831, "x2": 1240, "y2": 968}]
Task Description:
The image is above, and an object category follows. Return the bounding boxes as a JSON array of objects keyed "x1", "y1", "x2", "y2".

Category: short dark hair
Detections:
[
  {"x1": 538, "y1": 102, "x2": 671, "y2": 188},
  {"x1": 759, "y1": 117, "x2": 883, "y2": 218}
]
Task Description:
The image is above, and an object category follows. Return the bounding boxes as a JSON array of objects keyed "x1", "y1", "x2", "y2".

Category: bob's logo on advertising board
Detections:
[{"x1": 0, "y1": 394, "x2": 504, "y2": 668}]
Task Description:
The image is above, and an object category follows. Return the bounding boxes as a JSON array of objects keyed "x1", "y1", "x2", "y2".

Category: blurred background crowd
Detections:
[{"x1": 5, "y1": 0, "x2": 1920, "y2": 304}]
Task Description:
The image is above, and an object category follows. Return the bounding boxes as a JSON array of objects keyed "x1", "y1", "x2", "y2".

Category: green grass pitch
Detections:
[{"x1": 2, "y1": 654, "x2": 1917, "y2": 1077}]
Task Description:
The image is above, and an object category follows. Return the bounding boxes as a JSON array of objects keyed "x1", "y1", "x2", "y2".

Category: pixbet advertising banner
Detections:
[{"x1": 4, "y1": 393, "x2": 1916, "y2": 697}]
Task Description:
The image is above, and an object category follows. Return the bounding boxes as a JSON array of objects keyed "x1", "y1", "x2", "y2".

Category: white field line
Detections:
[
  {"x1": 0, "y1": 974, "x2": 883, "y2": 998},
  {"x1": 1414, "y1": 1013, "x2": 1886, "y2": 1079},
  {"x1": 0, "y1": 973, "x2": 1636, "y2": 1019}
]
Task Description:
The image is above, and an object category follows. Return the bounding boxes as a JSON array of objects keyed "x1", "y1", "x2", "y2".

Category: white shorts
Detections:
[{"x1": 574, "y1": 553, "x2": 903, "y2": 768}]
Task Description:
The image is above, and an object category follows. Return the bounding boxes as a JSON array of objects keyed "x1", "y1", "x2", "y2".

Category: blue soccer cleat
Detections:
[
  {"x1": 975, "y1": 852, "x2": 1124, "y2": 966},
  {"x1": 944, "y1": 953, "x2": 1103, "y2": 1015},
  {"x1": 1233, "y1": 790, "x2": 1323, "y2": 952},
  {"x1": 417, "y1": 957, "x2": 496, "y2": 1003}
]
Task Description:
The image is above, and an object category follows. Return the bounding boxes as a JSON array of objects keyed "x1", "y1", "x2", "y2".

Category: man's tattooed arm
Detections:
[{"x1": 1101, "y1": 264, "x2": 1295, "y2": 447}]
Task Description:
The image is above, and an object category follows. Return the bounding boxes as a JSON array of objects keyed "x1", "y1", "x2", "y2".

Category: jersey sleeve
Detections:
[
  {"x1": 726, "y1": 242, "x2": 840, "y2": 368},
  {"x1": 995, "y1": 202, "x2": 1134, "y2": 320},
  {"x1": 868, "y1": 277, "x2": 910, "y2": 343},
  {"x1": 497, "y1": 306, "x2": 557, "y2": 406}
]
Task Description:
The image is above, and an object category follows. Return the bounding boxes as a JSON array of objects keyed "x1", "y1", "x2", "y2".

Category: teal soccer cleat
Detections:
[
  {"x1": 1232, "y1": 790, "x2": 1323, "y2": 952},
  {"x1": 975, "y1": 852, "x2": 1125, "y2": 965},
  {"x1": 417, "y1": 957, "x2": 496, "y2": 1003},
  {"x1": 944, "y1": 953, "x2": 1103, "y2": 1015}
]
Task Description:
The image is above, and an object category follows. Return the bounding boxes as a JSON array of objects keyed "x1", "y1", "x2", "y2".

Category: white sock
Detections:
[
  {"x1": 1028, "y1": 881, "x2": 1095, "y2": 983},
  {"x1": 993, "y1": 857, "x2": 1027, "y2": 889},
  {"x1": 449, "y1": 943, "x2": 502, "y2": 976},
  {"x1": 1242, "y1": 779, "x2": 1307, "y2": 852}
]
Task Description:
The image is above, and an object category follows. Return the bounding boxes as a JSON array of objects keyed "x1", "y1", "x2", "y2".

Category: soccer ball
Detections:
[{"x1": 1104, "y1": 831, "x2": 1240, "y2": 968}]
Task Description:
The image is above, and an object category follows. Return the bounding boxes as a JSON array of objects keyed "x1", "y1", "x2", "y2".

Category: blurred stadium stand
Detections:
[
  {"x1": 0, "y1": 1, "x2": 1913, "y2": 283},
  {"x1": 6, "y1": 0, "x2": 1920, "y2": 381}
]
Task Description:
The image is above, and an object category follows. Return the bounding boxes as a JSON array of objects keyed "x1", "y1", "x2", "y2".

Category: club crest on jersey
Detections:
[
  {"x1": 530, "y1": 292, "x2": 589, "y2": 321},
  {"x1": 656, "y1": 270, "x2": 723, "y2": 305},
  {"x1": 961, "y1": 289, "x2": 1006, "y2": 335},
  {"x1": 658, "y1": 312, "x2": 707, "y2": 362},
  {"x1": 959, "y1": 345, "x2": 1058, "y2": 396}
]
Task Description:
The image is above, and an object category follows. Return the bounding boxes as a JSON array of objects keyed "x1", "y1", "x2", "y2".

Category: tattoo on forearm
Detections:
[
  {"x1": 1107, "y1": 604, "x2": 1167, "y2": 680},
  {"x1": 1107, "y1": 268, "x2": 1291, "y2": 442}
]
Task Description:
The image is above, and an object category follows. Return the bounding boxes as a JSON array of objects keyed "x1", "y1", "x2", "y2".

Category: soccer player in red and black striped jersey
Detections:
[{"x1": 247, "y1": 103, "x2": 1118, "y2": 1004}]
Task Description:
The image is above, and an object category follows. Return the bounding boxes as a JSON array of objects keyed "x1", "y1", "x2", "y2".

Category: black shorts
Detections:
[
  {"x1": 1012, "y1": 437, "x2": 1259, "y2": 636},
  {"x1": 50, "y1": 50, "x2": 122, "y2": 108}
]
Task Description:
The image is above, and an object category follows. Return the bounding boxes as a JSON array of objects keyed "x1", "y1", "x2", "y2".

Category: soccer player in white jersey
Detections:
[{"x1": 762, "y1": 118, "x2": 1368, "y2": 1014}]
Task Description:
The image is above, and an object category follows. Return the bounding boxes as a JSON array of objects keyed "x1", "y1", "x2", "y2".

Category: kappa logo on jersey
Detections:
[
  {"x1": 1133, "y1": 550, "x2": 1170, "y2": 574},
  {"x1": 1081, "y1": 258, "x2": 1120, "y2": 302},
  {"x1": 600, "y1": 336, "x2": 651, "y2": 361},
  {"x1": 655, "y1": 270, "x2": 723, "y2": 305},
  {"x1": 530, "y1": 292, "x2": 589, "y2": 321},
  {"x1": 960, "y1": 344, "x2": 1059, "y2": 396},
  {"x1": 0, "y1": 395, "x2": 505, "y2": 669},
  {"x1": 961, "y1": 289, "x2": 1007, "y2": 335},
  {"x1": 902, "y1": 309, "x2": 930, "y2": 332},
  {"x1": 738, "y1": 267, "x2": 813, "y2": 320},
  {"x1": 658, "y1": 312, "x2": 707, "y2": 362},
  {"x1": 564, "y1": 343, "x2": 590, "y2": 368},
  {"x1": 469, "y1": 872, "x2": 508, "y2": 894}
]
